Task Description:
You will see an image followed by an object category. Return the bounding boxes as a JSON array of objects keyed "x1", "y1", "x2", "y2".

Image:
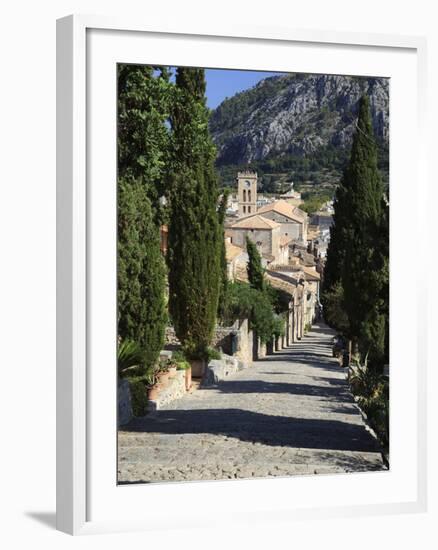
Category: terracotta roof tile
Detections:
[
  {"x1": 230, "y1": 215, "x2": 280, "y2": 230},
  {"x1": 225, "y1": 242, "x2": 244, "y2": 262},
  {"x1": 257, "y1": 200, "x2": 307, "y2": 223}
]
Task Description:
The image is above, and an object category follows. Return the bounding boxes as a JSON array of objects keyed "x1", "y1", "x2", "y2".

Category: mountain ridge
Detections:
[{"x1": 209, "y1": 73, "x2": 389, "y2": 189}]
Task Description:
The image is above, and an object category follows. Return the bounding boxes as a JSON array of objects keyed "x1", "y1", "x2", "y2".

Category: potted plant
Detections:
[
  {"x1": 187, "y1": 347, "x2": 221, "y2": 378},
  {"x1": 175, "y1": 359, "x2": 191, "y2": 390},
  {"x1": 148, "y1": 384, "x2": 161, "y2": 401},
  {"x1": 172, "y1": 351, "x2": 193, "y2": 390},
  {"x1": 167, "y1": 358, "x2": 178, "y2": 378},
  {"x1": 183, "y1": 362, "x2": 192, "y2": 391},
  {"x1": 156, "y1": 359, "x2": 171, "y2": 387},
  {"x1": 145, "y1": 370, "x2": 161, "y2": 401}
]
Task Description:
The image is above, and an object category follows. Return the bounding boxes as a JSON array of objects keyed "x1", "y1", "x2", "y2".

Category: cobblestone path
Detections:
[{"x1": 118, "y1": 324, "x2": 386, "y2": 483}]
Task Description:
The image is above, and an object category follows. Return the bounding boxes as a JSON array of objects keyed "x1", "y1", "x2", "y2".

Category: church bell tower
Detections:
[{"x1": 237, "y1": 170, "x2": 257, "y2": 217}]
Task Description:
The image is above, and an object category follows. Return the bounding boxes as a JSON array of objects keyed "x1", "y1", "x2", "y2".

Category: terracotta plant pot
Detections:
[
  {"x1": 148, "y1": 384, "x2": 161, "y2": 401},
  {"x1": 185, "y1": 366, "x2": 192, "y2": 391},
  {"x1": 190, "y1": 359, "x2": 206, "y2": 377},
  {"x1": 157, "y1": 371, "x2": 170, "y2": 387},
  {"x1": 167, "y1": 365, "x2": 177, "y2": 378}
]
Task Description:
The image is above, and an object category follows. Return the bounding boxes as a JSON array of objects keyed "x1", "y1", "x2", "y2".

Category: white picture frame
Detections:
[{"x1": 56, "y1": 14, "x2": 428, "y2": 535}]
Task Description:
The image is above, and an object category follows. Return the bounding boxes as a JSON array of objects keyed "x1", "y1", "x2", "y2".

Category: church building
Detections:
[{"x1": 237, "y1": 170, "x2": 257, "y2": 217}]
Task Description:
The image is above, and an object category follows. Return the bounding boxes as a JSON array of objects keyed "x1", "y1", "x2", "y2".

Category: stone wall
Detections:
[
  {"x1": 148, "y1": 370, "x2": 186, "y2": 412},
  {"x1": 165, "y1": 317, "x2": 258, "y2": 366},
  {"x1": 234, "y1": 318, "x2": 254, "y2": 365},
  {"x1": 118, "y1": 379, "x2": 132, "y2": 427},
  {"x1": 230, "y1": 227, "x2": 275, "y2": 260},
  {"x1": 202, "y1": 354, "x2": 245, "y2": 387},
  {"x1": 211, "y1": 323, "x2": 239, "y2": 355},
  {"x1": 165, "y1": 323, "x2": 239, "y2": 355},
  {"x1": 257, "y1": 339, "x2": 267, "y2": 359},
  {"x1": 259, "y1": 210, "x2": 302, "y2": 240}
]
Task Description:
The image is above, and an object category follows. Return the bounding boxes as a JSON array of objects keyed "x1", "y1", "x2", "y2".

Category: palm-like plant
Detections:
[{"x1": 117, "y1": 339, "x2": 144, "y2": 376}]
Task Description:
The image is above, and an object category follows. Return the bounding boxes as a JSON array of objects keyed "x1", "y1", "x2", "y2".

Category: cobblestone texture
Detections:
[{"x1": 118, "y1": 324, "x2": 386, "y2": 483}]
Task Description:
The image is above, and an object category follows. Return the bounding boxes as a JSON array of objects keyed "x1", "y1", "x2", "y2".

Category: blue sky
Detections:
[
  {"x1": 160, "y1": 66, "x2": 284, "y2": 109},
  {"x1": 204, "y1": 69, "x2": 284, "y2": 109}
]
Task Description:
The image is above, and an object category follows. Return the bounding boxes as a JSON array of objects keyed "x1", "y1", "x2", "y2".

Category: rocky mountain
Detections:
[{"x1": 209, "y1": 73, "x2": 389, "y2": 187}]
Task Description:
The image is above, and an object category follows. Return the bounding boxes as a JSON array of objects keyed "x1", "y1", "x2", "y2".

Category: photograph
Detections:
[{"x1": 116, "y1": 64, "x2": 390, "y2": 484}]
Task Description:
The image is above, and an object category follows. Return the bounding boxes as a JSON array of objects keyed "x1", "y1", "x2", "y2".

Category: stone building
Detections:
[
  {"x1": 237, "y1": 170, "x2": 258, "y2": 217},
  {"x1": 271, "y1": 262, "x2": 321, "y2": 329},
  {"x1": 224, "y1": 239, "x2": 247, "y2": 281},
  {"x1": 232, "y1": 250, "x2": 320, "y2": 351},
  {"x1": 310, "y1": 212, "x2": 333, "y2": 231},
  {"x1": 256, "y1": 199, "x2": 308, "y2": 243},
  {"x1": 228, "y1": 215, "x2": 288, "y2": 265}
]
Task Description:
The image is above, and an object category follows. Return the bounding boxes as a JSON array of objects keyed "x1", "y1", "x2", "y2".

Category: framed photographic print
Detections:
[{"x1": 57, "y1": 15, "x2": 427, "y2": 535}]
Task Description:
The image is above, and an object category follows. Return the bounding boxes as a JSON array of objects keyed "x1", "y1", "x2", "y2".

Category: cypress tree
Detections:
[
  {"x1": 246, "y1": 237, "x2": 265, "y2": 292},
  {"x1": 218, "y1": 188, "x2": 231, "y2": 319},
  {"x1": 118, "y1": 64, "x2": 171, "y2": 217},
  {"x1": 323, "y1": 183, "x2": 349, "y2": 294},
  {"x1": 322, "y1": 154, "x2": 351, "y2": 333},
  {"x1": 324, "y1": 95, "x2": 388, "y2": 367},
  {"x1": 117, "y1": 64, "x2": 169, "y2": 367},
  {"x1": 167, "y1": 68, "x2": 221, "y2": 357},
  {"x1": 118, "y1": 177, "x2": 167, "y2": 366}
]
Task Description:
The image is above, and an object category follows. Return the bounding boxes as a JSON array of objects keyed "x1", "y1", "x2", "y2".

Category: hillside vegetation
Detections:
[{"x1": 209, "y1": 73, "x2": 389, "y2": 193}]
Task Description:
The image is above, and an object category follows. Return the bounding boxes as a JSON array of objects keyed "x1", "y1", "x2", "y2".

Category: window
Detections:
[
  {"x1": 248, "y1": 190, "x2": 251, "y2": 202},
  {"x1": 248, "y1": 206, "x2": 251, "y2": 213},
  {"x1": 243, "y1": 189, "x2": 247, "y2": 201},
  {"x1": 243, "y1": 206, "x2": 246, "y2": 214}
]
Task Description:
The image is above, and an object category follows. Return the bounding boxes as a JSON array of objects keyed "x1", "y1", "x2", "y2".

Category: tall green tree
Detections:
[
  {"x1": 118, "y1": 177, "x2": 167, "y2": 366},
  {"x1": 322, "y1": 160, "x2": 350, "y2": 333},
  {"x1": 323, "y1": 95, "x2": 388, "y2": 368},
  {"x1": 218, "y1": 188, "x2": 231, "y2": 318},
  {"x1": 118, "y1": 64, "x2": 171, "y2": 216},
  {"x1": 167, "y1": 67, "x2": 222, "y2": 357},
  {"x1": 342, "y1": 96, "x2": 387, "y2": 364},
  {"x1": 246, "y1": 237, "x2": 265, "y2": 292},
  {"x1": 117, "y1": 65, "x2": 169, "y2": 367}
]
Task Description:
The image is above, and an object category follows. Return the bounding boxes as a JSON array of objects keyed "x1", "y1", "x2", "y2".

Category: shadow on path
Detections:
[
  {"x1": 214, "y1": 379, "x2": 351, "y2": 400},
  {"x1": 123, "y1": 408, "x2": 380, "y2": 453},
  {"x1": 120, "y1": 323, "x2": 383, "y2": 463}
]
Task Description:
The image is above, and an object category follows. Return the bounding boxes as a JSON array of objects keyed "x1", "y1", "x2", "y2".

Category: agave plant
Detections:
[
  {"x1": 143, "y1": 367, "x2": 158, "y2": 388},
  {"x1": 117, "y1": 339, "x2": 144, "y2": 376}
]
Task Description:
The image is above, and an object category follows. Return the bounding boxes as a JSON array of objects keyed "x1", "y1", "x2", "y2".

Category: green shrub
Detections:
[
  {"x1": 349, "y1": 357, "x2": 389, "y2": 448},
  {"x1": 176, "y1": 360, "x2": 191, "y2": 371},
  {"x1": 272, "y1": 315, "x2": 285, "y2": 338},
  {"x1": 225, "y1": 282, "x2": 280, "y2": 344},
  {"x1": 184, "y1": 345, "x2": 222, "y2": 362},
  {"x1": 205, "y1": 347, "x2": 222, "y2": 361},
  {"x1": 267, "y1": 284, "x2": 291, "y2": 314},
  {"x1": 126, "y1": 374, "x2": 150, "y2": 417},
  {"x1": 170, "y1": 350, "x2": 191, "y2": 370}
]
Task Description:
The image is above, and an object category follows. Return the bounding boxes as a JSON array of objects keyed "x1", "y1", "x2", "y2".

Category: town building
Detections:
[
  {"x1": 256, "y1": 199, "x2": 308, "y2": 243},
  {"x1": 271, "y1": 261, "x2": 321, "y2": 329},
  {"x1": 310, "y1": 211, "x2": 333, "y2": 231},
  {"x1": 228, "y1": 215, "x2": 291, "y2": 266},
  {"x1": 224, "y1": 239, "x2": 248, "y2": 282},
  {"x1": 237, "y1": 170, "x2": 258, "y2": 217}
]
